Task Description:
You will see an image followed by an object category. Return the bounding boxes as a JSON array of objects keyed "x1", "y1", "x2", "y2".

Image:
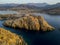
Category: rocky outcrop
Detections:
[
  {"x1": 0, "y1": 14, "x2": 19, "y2": 20},
  {"x1": 3, "y1": 15, "x2": 55, "y2": 31},
  {"x1": 0, "y1": 14, "x2": 30, "y2": 20},
  {"x1": 0, "y1": 28, "x2": 27, "y2": 45}
]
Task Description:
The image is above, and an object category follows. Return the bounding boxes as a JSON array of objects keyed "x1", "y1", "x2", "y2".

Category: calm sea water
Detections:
[
  {"x1": 0, "y1": 10, "x2": 18, "y2": 14},
  {"x1": 0, "y1": 12, "x2": 60, "y2": 45}
]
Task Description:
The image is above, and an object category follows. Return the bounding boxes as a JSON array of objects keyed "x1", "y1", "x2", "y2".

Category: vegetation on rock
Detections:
[
  {"x1": 3, "y1": 15, "x2": 55, "y2": 31},
  {"x1": 0, "y1": 28, "x2": 27, "y2": 45},
  {"x1": 0, "y1": 14, "x2": 30, "y2": 20}
]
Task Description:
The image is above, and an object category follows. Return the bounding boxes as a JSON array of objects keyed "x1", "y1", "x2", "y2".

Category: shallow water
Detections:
[{"x1": 0, "y1": 13, "x2": 60, "y2": 45}]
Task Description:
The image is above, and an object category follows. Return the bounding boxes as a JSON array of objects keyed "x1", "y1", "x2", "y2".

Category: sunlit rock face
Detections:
[
  {"x1": 0, "y1": 14, "x2": 30, "y2": 20},
  {"x1": 3, "y1": 15, "x2": 55, "y2": 31},
  {"x1": 0, "y1": 28, "x2": 27, "y2": 45}
]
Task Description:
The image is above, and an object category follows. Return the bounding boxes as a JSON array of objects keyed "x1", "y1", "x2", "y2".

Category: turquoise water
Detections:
[{"x1": 0, "y1": 13, "x2": 60, "y2": 45}]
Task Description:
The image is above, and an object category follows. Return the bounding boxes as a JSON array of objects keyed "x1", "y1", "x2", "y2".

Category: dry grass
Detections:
[
  {"x1": 0, "y1": 28, "x2": 27, "y2": 45},
  {"x1": 4, "y1": 15, "x2": 55, "y2": 31}
]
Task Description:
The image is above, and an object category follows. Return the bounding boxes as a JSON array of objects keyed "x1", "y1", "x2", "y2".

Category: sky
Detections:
[{"x1": 0, "y1": 0, "x2": 60, "y2": 4}]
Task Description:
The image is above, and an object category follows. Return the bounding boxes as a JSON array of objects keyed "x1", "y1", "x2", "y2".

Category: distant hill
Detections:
[
  {"x1": 16, "y1": 4, "x2": 41, "y2": 9},
  {"x1": 43, "y1": 3, "x2": 60, "y2": 14},
  {"x1": 0, "y1": 3, "x2": 60, "y2": 12},
  {"x1": 44, "y1": 7, "x2": 60, "y2": 15},
  {"x1": 25, "y1": 3, "x2": 49, "y2": 7},
  {"x1": 0, "y1": 3, "x2": 49, "y2": 9},
  {"x1": 43, "y1": 3, "x2": 60, "y2": 10},
  {"x1": 0, "y1": 3, "x2": 19, "y2": 6},
  {"x1": 0, "y1": 3, "x2": 19, "y2": 8}
]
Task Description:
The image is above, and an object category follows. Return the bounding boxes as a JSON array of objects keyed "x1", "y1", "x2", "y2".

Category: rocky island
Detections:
[
  {"x1": 0, "y1": 28, "x2": 27, "y2": 45},
  {"x1": 3, "y1": 15, "x2": 55, "y2": 31}
]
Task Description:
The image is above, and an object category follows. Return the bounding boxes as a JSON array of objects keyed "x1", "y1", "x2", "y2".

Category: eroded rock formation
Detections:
[{"x1": 3, "y1": 15, "x2": 55, "y2": 31}]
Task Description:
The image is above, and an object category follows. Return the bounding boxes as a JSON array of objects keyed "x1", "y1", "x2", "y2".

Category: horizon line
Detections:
[{"x1": 0, "y1": 2, "x2": 59, "y2": 5}]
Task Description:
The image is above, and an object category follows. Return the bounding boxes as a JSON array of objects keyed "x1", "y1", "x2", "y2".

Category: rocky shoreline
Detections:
[{"x1": 3, "y1": 15, "x2": 55, "y2": 31}]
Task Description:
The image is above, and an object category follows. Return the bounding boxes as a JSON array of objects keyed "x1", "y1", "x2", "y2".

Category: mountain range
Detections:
[
  {"x1": 0, "y1": 3, "x2": 49, "y2": 9},
  {"x1": 0, "y1": 3, "x2": 60, "y2": 10}
]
